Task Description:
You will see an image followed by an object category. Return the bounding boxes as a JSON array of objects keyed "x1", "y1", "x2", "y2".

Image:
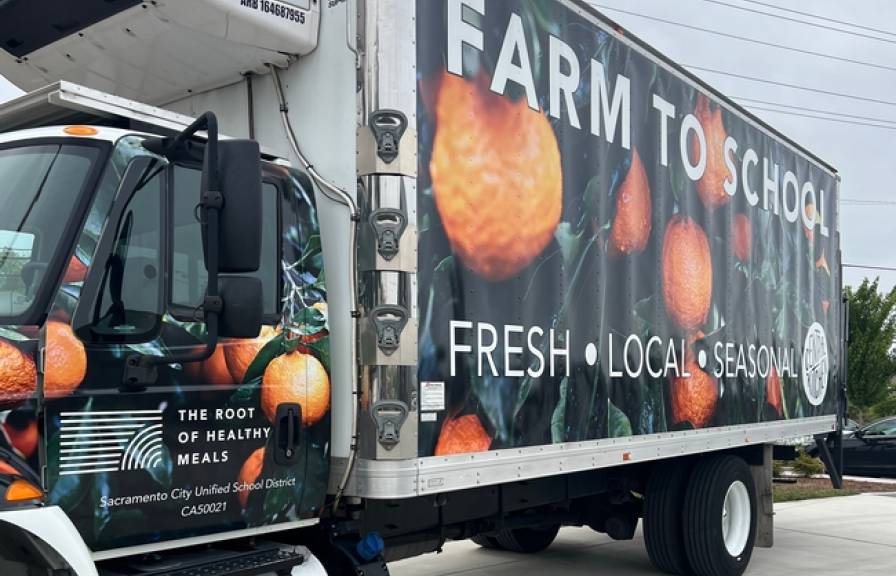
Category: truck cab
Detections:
[{"x1": 0, "y1": 86, "x2": 333, "y2": 575}]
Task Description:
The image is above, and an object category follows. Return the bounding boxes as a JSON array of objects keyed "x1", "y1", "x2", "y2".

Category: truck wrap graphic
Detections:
[
  {"x1": 416, "y1": 0, "x2": 841, "y2": 457},
  {"x1": 59, "y1": 410, "x2": 164, "y2": 476},
  {"x1": 27, "y1": 141, "x2": 332, "y2": 553}
]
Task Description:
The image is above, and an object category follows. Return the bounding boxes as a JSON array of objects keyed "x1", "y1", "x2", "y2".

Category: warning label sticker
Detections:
[{"x1": 420, "y1": 381, "x2": 446, "y2": 412}]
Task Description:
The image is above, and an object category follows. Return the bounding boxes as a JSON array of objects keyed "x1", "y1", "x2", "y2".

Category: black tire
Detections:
[
  {"x1": 683, "y1": 455, "x2": 757, "y2": 576},
  {"x1": 470, "y1": 534, "x2": 501, "y2": 549},
  {"x1": 493, "y1": 524, "x2": 561, "y2": 553},
  {"x1": 644, "y1": 461, "x2": 692, "y2": 575}
]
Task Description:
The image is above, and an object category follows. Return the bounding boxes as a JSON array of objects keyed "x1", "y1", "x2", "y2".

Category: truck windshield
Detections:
[{"x1": 0, "y1": 143, "x2": 101, "y2": 318}]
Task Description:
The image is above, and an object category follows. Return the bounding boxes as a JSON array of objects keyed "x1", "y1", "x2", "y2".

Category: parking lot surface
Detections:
[{"x1": 391, "y1": 492, "x2": 896, "y2": 575}]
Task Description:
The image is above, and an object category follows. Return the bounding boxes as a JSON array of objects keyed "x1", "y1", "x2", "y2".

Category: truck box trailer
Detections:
[{"x1": 0, "y1": 1, "x2": 844, "y2": 576}]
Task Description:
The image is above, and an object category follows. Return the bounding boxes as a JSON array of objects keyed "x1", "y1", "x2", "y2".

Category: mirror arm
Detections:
[{"x1": 123, "y1": 113, "x2": 224, "y2": 391}]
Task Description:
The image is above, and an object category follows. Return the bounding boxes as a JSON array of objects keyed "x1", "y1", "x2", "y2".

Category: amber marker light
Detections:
[
  {"x1": 64, "y1": 125, "x2": 99, "y2": 136},
  {"x1": 5, "y1": 478, "x2": 43, "y2": 503}
]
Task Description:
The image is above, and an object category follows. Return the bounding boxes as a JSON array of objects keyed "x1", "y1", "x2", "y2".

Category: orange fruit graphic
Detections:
[
  {"x1": 692, "y1": 94, "x2": 732, "y2": 210},
  {"x1": 670, "y1": 354, "x2": 718, "y2": 429},
  {"x1": 3, "y1": 419, "x2": 37, "y2": 458},
  {"x1": 662, "y1": 216, "x2": 713, "y2": 331},
  {"x1": 430, "y1": 72, "x2": 563, "y2": 281},
  {"x1": 186, "y1": 345, "x2": 235, "y2": 386},
  {"x1": 816, "y1": 250, "x2": 830, "y2": 276},
  {"x1": 45, "y1": 321, "x2": 87, "y2": 399},
  {"x1": 62, "y1": 255, "x2": 88, "y2": 284},
  {"x1": 804, "y1": 203, "x2": 816, "y2": 242},
  {"x1": 609, "y1": 148, "x2": 652, "y2": 255},
  {"x1": 732, "y1": 213, "x2": 752, "y2": 262},
  {"x1": 202, "y1": 346, "x2": 235, "y2": 385},
  {"x1": 261, "y1": 352, "x2": 330, "y2": 427},
  {"x1": 767, "y1": 366, "x2": 783, "y2": 418},
  {"x1": 687, "y1": 330, "x2": 707, "y2": 348},
  {"x1": 237, "y1": 447, "x2": 265, "y2": 508},
  {"x1": 0, "y1": 460, "x2": 19, "y2": 476},
  {"x1": 224, "y1": 325, "x2": 279, "y2": 384},
  {"x1": 434, "y1": 414, "x2": 492, "y2": 456},
  {"x1": 0, "y1": 340, "x2": 36, "y2": 405}
]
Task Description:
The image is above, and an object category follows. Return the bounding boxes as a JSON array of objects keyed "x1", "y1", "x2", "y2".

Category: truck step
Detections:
[{"x1": 100, "y1": 542, "x2": 305, "y2": 576}]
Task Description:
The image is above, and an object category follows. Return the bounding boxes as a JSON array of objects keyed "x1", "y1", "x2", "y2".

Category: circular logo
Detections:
[{"x1": 802, "y1": 322, "x2": 829, "y2": 406}]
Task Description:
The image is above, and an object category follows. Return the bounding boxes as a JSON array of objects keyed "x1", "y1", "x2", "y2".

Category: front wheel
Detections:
[{"x1": 683, "y1": 455, "x2": 757, "y2": 576}]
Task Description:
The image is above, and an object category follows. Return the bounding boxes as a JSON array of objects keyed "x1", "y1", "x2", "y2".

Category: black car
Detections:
[{"x1": 810, "y1": 417, "x2": 896, "y2": 478}]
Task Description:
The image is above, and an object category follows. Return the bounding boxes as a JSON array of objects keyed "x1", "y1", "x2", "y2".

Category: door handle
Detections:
[
  {"x1": 371, "y1": 400, "x2": 408, "y2": 450},
  {"x1": 274, "y1": 403, "x2": 302, "y2": 466}
]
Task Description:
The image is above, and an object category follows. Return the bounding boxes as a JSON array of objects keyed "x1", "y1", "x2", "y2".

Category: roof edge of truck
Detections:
[
  {"x1": 571, "y1": 1, "x2": 838, "y2": 177},
  {"x1": 0, "y1": 81, "x2": 287, "y2": 161}
]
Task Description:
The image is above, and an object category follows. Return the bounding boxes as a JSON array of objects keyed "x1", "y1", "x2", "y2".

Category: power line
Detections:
[
  {"x1": 840, "y1": 199, "x2": 896, "y2": 206},
  {"x1": 698, "y1": 0, "x2": 896, "y2": 46},
  {"x1": 591, "y1": 4, "x2": 896, "y2": 74},
  {"x1": 843, "y1": 264, "x2": 896, "y2": 273},
  {"x1": 744, "y1": 104, "x2": 896, "y2": 132},
  {"x1": 686, "y1": 64, "x2": 896, "y2": 108},
  {"x1": 734, "y1": 96, "x2": 896, "y2": 126},
  {"x1": 739, "y1": 0, "x2": 896, "y2": 39}
]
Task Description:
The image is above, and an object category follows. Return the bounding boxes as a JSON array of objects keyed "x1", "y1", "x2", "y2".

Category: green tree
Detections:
[
  {"x1": 872, "y1": 394, "x2": 896, "y2": 420},
  {"x1": 845, "y1": 278, "x2": 896, "y2": 423}
]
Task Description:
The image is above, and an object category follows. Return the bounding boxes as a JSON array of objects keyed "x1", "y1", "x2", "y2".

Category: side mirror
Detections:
[
  {"x1": 219, "y1": 277, "x2": 263, "y2": 338},
  {"x1": 122, "y1": 113, "x2": 263, "y2": 389},
  {"x1": 202, "y1": 139, "x2": 262, "y2": 273}
]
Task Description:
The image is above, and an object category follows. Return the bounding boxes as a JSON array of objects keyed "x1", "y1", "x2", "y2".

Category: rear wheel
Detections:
[
  {"x1": 683, "y1": 455, "x2": 757, "y2": 576},
  {"x1": 644, "y1": 461, "x2": 692, "y2": 575},
  {"x1": 493, "y1": 524, "x2": 561, "y2": 553}
]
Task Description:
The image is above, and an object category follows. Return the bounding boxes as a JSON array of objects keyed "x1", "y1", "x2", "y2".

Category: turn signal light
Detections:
[
  {"x1": 64, "y1": 125, "x2": 99, "y2": 136},
  {"x1": 5, "y1": 479, "x2": 43, "y2": 502}
]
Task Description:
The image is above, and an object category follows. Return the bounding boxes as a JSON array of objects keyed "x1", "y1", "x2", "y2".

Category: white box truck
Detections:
[{"x1": 0, "y1": 2, "x2": 845, "y2": 576}]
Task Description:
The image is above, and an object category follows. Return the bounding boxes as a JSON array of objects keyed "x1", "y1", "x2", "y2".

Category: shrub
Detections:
[{"x1": 792, "y1": 451, "x2": 825, "y2": 477}]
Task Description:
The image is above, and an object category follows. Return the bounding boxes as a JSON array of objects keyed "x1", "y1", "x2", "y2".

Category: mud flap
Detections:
[
  {"x1": 750, "y1": 445, "x2": 774, "y2": 548},
  {"x1": 815, "y1": 432, "x2": 843, "y2": 489}
]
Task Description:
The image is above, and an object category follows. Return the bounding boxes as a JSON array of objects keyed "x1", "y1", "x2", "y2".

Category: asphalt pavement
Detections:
[{"x1": 391, "y1": 492, "x2": 896, "y2": 575}]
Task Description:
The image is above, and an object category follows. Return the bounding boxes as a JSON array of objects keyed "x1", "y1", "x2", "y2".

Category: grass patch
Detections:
[
  {"x1": 774, "y1": 476, "x2": 894, "y2": 502},
  {"x1": 774, "y1": 485, "x2": 859, "y2": 502}
]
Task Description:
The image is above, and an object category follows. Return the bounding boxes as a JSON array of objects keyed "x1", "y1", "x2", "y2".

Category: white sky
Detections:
[
  {"x1": 588, "y1": 0, "x2": 896, "y2": 292},
  {"x1": 0, "y1": 1, "x2": 890, "y2": 292}
]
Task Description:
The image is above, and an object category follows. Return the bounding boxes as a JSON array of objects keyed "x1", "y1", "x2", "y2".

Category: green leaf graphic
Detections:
[
  {"x1": 609, "y1": 401, "x2": 633, "y2": 438},
  {"x1": 551, "y1": 377, "x2": 569, "y2": 444},
  {"x1": 241, "y1": 333, "x2": 288, "y2": 385}
]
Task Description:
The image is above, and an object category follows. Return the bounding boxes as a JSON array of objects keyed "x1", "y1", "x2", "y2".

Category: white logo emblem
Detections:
[
  {"x1": 802, "y1": 323, "x2": 829, "y2": 406},
  {"x1": 59, "y1": 410, "x2": 164, "y2": 476}
]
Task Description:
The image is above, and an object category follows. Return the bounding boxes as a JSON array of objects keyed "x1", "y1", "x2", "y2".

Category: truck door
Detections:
[
  {"x1": 0, "y1": 140, "x2": 108, "y2": 482},
  {"x1": 42, "y1": 139, "x2": 330, "y2": 554}
]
